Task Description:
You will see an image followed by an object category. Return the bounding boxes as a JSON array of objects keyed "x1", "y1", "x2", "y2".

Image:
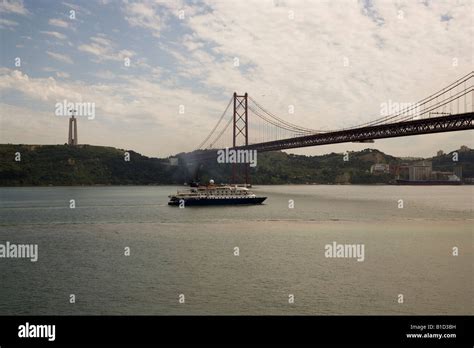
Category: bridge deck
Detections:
[
  {"x1": 245, "y1": 112, "x2": 474, "y2": 152},
  {"x1": 184, "y1": 112, "x2": 474, "y2": 161}
]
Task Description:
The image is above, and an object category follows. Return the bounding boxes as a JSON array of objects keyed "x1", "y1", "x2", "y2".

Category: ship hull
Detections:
[{"x1": 168, "y1": 197, "x2": 266, "y2": 206}]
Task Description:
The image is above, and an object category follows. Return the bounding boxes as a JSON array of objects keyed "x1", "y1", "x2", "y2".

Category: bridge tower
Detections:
[{"x1": 232, "y1": 92, "x2": 249, "y2": 185}]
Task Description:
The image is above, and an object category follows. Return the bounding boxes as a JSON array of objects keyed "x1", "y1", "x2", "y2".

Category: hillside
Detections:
[
  {"x1": 0, "y1": 144, "x2": 472, "y2": 186},
  {"x1": 0, "y1": 144, "x2": 176, "y2": 186},
  {"x1": 196, "y1": 149, "x2": 398, "y2": 185}
]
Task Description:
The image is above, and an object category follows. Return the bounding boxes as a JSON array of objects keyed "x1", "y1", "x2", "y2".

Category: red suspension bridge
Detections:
[{"x1": 183, "y1": 72, "x2": 474, "y2": 183}]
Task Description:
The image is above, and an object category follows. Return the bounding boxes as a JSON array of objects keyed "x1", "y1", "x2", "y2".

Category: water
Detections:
[{"x1": 0, "y1": 185, "x2": 472, "y2": 315}]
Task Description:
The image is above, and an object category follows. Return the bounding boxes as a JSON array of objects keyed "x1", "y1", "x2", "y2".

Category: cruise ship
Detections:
[{"x1": 168, "y1": 180, "x2": 267, "y2": 206}]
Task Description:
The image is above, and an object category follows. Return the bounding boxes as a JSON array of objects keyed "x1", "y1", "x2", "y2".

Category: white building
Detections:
[{"x1": 370, "y1": 163, "x2": 390, "y2": 174}]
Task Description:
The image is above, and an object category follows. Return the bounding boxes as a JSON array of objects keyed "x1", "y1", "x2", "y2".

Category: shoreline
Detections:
[{"x1": 1, "y1": 183, "x2": 473, "y2": 188}]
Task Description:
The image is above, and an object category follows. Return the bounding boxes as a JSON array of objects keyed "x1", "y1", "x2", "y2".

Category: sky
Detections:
[{"x1": 0, "y1": 0, "x2": 472, "y2": 158}]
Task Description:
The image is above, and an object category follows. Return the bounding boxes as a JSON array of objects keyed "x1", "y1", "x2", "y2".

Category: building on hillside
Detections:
[
  {"x1": 408, "y1": 161, "x2": 432, "y2": 181},
  {"x1": 169, "y1": 157, "x2": 178, "y2": 166},
  {"x1": 370, "y1": 163, "x2": 390, "y2": 174},
  {"x1": 391, "y1": 164, "x2": 409, "y2": 179},
  {"x1": 453, "y1": 166, "x2": 463, "y2": 180}
]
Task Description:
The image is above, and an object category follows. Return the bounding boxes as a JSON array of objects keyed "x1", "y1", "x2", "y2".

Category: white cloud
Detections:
[
  {"x1": 0, "y1": 69, "x2": 227, "y2": 156},
  {"x1": 168, "y1": 0, "x2": 473, "y2": 135},
  {"x1": 0, "y1": 18, "x2": 18, "y2": 28},
  {"x1": 94, "y1": 70, "x2": 117, "y2": 80},
  {"x1": 40, "y1": 31, "x2": 67, "y2": 40},
  {"x1": 48, "y1": 18, "x2": 69, "y2": 28},
  {"x1": 121, "y1": 0, "x2": 192, "y2": 37},
  {"x1": 0, "y1": 103, "x2": 65, "y2": 144},
  {"x1": 78, "y1": 35, "x2": 136, "y2": 63},
  {"x1": 121, "y1": 0, "x2": 199, "y2": 38},
  {"x1": 0, "y1": 0, "x2": 29, "y2": 15},
  {"x1": 62, "y1": 1, "x2": 92, "y2": 16},
  {"x1": 123, "y1": 1, "x2": 163, "y2": 37},
  {"x1": 46, "y1": 51, "x2": 73, "y2": 64},
  {"x1": 1, "y1": 1, "x2": 472, "y2": 158},
  {"x1": 56, "y1": 71, "x2": 70, "y2": 79}
]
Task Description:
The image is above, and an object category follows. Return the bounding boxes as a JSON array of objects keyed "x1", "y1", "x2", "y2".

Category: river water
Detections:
[{"x1": 0, "y1": 185, "x2": 472, "y2": 314}]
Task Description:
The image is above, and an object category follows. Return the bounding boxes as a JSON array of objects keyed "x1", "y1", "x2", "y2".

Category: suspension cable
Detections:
[
  {"x1": 249, "y1": 97, "x2": 328, "y2": 133},
  {"x1": 197, "y1": 95, "x2": 233, "y2": 149},
  {"x1": 343, "y1": 71, "x2": 473, "y2": 129}
]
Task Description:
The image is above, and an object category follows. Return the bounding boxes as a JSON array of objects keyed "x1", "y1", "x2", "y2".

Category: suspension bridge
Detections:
[{"x1": 183, "y1": 72, "x2": 474, "y2": 183}]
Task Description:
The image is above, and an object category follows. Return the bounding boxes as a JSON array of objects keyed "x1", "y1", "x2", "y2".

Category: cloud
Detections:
[
  {"x1": 78, "y1": 35, "x2": 136, "y2": 63},
  {"x1": 0, "y1": 103, "x2": 66, "y2": 144},
  {"x1": 121, "y1": 0, "x2": 193, "y2": 37},
  {"x1": 55, "y1": 71, "x2": 70, "y2": 79},
  {"x1": 123, "y1": 1, "x2": 164, "y2": 37},
  {"x1": 168, "y1": 0, "x2": 472, "y2": 133},
  {"x1": 1, "y1": 1, "x2": 472, "y2": 158},
  {"x1": 62, "y1": 1, "x2": 92, "y2": 16},
  {"x1": 48, "y1": 18, "x2": 69, "y2": 28},
  {"x1": 0, "y1": 68, "x2": 232, "y2": 155},
  {"x1": 94, "y1": 70, "x2": 117, "y2": 80},
  {"x1": 46, "y1": 51, "x2": 73, "y2": 64},
  {"x1": 0, "y1": 0, "x2": 29, "y2": 15},
  {"x1": 121, "y1": 0, "x2": 198, "y2": 38},
  {"x1": 40, "y1": 31, "x2": 67, "y2": 40},
  {"x1": 0, "y1": 18, "x2": 18, "y2": 28}
]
